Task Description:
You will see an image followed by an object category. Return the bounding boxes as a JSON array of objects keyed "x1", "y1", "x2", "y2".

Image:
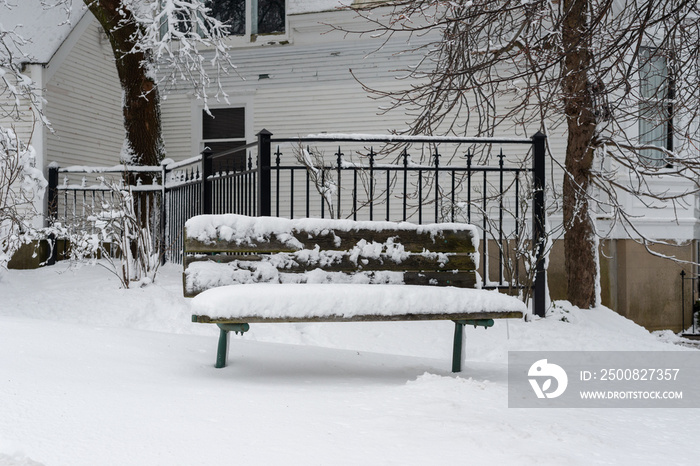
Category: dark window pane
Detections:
[
  {"x1": 203, "y1": 108, "x2": 245, "y2": 140},
  {"x1": 205, "y1": 0, "x2": 284, "y2": 36},
  {"x1": 207, "y1": 0, "x2": 246, "y2": 36},
  {"x1": 257, "y1": 0, "x2": 285, "y2": 34}
]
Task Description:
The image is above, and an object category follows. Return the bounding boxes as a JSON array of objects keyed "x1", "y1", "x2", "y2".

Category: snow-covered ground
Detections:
[{"x1": 0, "y1": 262, "x2": 697, "y2": 466}]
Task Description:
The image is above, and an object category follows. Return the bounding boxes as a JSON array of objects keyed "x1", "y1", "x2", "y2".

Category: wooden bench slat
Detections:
[
  {"x1": 184, "y1": 269, "x2": 479, "y2": 297},
  {"x1": 184, "y1": 228, "x2": 477, "y2": 254},
  {"x1": 192, "y1": 311, "x2": 523, "y2": 324},
  {"x1": 403, "y1": 271, "x2": 478, "y2": 288},
  {"x1": 184, "y1": 253, "x2": 476, "y2": 273},
  {"x1": 190, "y1": 283, "x2": 525, "y2": 322}
]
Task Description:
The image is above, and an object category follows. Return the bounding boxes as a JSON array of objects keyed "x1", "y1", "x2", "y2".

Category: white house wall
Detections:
[
  {"x1": 0, "y1": 62, "x2": 43, "y2": 150},
  {"x1": 0, "y1": 98, "x2": 37, "y2": 149},
  {"x1": 44, "y1": 18, "x2": 124, "y2": 169},
  {"x1": 160, "y1": 31, "x2": 431, "y2": 159}
]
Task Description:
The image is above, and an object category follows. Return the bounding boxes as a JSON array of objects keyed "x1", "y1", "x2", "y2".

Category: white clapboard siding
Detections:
[
  {"x1": 0, "y1": 111, "x2": 36, "y2": 146},
  {"x1": 160, "y1": 12, "x2": 446, "y2": 160},
  {"x1": 45, "y1": 20, "x2": 124, "y2": 169},
  {"x1": 161, "y1": 93, "x2": 197, "y2": 160},
  {"x1": 0, "y1": 69, "x2": 38, "y2": 146}
]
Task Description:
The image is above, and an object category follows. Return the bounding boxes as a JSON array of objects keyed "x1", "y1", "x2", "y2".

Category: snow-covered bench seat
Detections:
[{"x1": 184, "y1": 214, "x2": 525, "y2": 371}]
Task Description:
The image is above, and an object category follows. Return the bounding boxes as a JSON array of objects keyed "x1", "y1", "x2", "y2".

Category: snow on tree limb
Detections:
[{"x1": 85, "y1": 0, "x2": 236, "y2": 110}]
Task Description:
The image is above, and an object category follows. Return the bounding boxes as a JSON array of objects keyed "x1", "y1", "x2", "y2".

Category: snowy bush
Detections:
[
  {"x1": 1, "y1": 0, "x2": 53, "y2": 268},
  {"x1": 61, "y1": 179, "x2": 161, "y2": 288},
  {"x1": 0, "y1": 128, "x2": 47, "y2": 268}
]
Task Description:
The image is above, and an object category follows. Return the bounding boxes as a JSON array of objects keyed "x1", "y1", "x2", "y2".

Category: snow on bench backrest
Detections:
[{"x1": 183, "y1": 214, "x2": 481, "y2": 297}]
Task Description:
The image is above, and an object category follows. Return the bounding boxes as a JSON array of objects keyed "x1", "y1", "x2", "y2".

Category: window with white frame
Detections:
[
  {"x1": 202, "y1": 107, "x2": 247, "y2": 172},
  {"x1": 160, "y1": 1, "x2": 285, "y2": 40},
  {"x1": 206, "y1": 0, "x2": 285, "y2": 36},
  {"x1": 639, "y1": 47, "x2": 674, "y2": 167}
]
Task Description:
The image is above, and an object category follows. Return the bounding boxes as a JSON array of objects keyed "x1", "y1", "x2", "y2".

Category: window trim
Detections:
[
  {"x1": 211, "y1": 0, "x2": 289, "y2": 47},
  {"x1": 195, "y1": 99, "x2": 255, "y2": 162},
  {"x1": 638, "y1": 46, "x2": 675, "y2": 168},
  {"x1": 160, "y1": 1, "x2": 289, "y2": 47}
]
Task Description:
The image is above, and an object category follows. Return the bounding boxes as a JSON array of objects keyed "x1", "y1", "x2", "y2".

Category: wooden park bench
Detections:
[{"x1": 184, "y1": 214, "x2": 525, "y2": 372}]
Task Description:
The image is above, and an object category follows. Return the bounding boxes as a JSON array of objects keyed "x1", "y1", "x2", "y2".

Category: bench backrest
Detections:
[{"x1": 183, "y1": 214, "x2": 479, "y2": 297}]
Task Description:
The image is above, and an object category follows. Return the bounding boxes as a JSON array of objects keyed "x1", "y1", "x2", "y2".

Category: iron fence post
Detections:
[
  {"x1": 202, "y1": 148, "x2": 213, "y2": 215},
  {"x1": 532, "y1": 132, "x2": 547, "y2": 317},
  {"x1": 47, "y1": 164, "x2": 59, "y2": 266},
  {"x1": 681, "y1": 270, "x2": 686, "y2": 331},
  {"x1": 257, "y1": 129, "x2": 272, "y2": 217},
  {"x1": 336, "y1": 147, "x2": 343, "y2": 219},
  {"x1": 369, "y1": 147, "x2": 375, "y2": 221},
  {"x1": 160, "y1": 162, "x2": 168, "y2": 265}
]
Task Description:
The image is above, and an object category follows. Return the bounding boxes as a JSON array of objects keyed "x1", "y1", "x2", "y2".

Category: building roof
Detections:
[{"x1": 0, "y1": 1, "x2": 87, "y2": 64}]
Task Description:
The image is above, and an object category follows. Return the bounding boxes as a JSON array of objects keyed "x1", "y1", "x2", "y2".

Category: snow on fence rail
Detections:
[{"x1": 46, "y1": 130, "x2": 547, "y2": 316}]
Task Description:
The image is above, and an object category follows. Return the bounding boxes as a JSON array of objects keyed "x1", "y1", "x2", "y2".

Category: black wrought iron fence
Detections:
[
  {"x1": 47, "y1": 129, "x2": 547, "y2": 316},
  {"x1": 163, "y1": 156, "x2": 203, "y2": 264},
  {"x1": 46, "y1": 164, "x2": 163, "y2": 259}
]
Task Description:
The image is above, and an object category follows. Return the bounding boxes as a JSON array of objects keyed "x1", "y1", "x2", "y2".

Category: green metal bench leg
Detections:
[
  {"x1": 452, "y1": 319, "x2": 495, "y2": 373},
  {"x1": 452, "y1": 322, "x2": 464, "y2": 373},
  {"x1": 214, "y1": 323, "x2": 250, "y2": 368},
  {"x1": 216, "y1": 327, "x2": 229, "y2": 368}
]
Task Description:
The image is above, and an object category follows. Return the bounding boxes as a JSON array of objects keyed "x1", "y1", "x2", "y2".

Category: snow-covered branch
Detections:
[{"x1": 88, "y1": 0, "x2": 236, "y2": 108}]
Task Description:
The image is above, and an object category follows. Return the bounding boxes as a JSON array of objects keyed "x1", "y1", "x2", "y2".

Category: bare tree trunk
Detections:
[
  {"x1": 562, "y1": 0, "x2": 597, "y2": 308},
  {"x1": 84, "y1": 0, "x2": 164, "y2": 168}
]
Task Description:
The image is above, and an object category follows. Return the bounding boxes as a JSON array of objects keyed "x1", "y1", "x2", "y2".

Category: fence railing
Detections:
[{"x1": 47, "y1": 129, "x2": 547, "y2": 316}]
